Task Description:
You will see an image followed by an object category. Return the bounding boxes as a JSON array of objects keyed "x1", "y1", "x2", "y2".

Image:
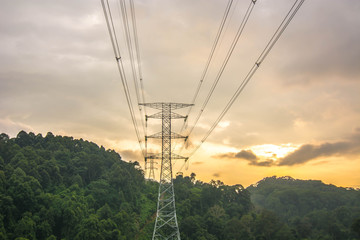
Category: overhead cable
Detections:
[
  {"x1": 179, "y1": 0, "x2": 257, "y2": 155},
  {"x1": 185, "y1": 0, "x2": 306, "y2": 161},
  {"x1": 128, "y1": 0, "x2": 149, "y2": 154},
  {"x1": 101, "y1": 0, "x2": 145, "y2": 157},
  {"x1": 129, "y1": 0, "x2": 147, "y2": 111},
  {"x1": 118, "y1": 0, "x2": 147, "y2": 135},
  {"x1": 187, "y1": 0, "x2": 234, "y2": 114},
  {"x1": 127, "y1": 0, "x2": 150, "y2": 172},
  {"x1": 172, "y1": 0, "x2": 234, "y2": 154},
  {"x1": 188, "y1": 0, "x2": 256, "y2": 137}
]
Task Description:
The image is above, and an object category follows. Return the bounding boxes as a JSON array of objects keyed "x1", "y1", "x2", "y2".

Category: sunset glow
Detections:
[
  {"x1": 1, "y1": 0, "x2": 359, "y2": 188},
  {"x1": 250, "y1": 143, "x2": 299, "y2": 159}
]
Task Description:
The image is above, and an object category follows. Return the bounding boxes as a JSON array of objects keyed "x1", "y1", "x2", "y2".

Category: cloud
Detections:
[
  {"x1": 252, "y1": 159, "x2": 275, "y2": 167},
  {"x1": 215, "y1": 129, "x2": 360, "y2": 167},
  {"x1": 234, "y1": 150, "x2": 258, "y2": 161},
  {"x1": 119, "y1": 149, "x2": 143, "y2": 162},
  {"x1": 0, "y1": 117, "x2": 34, "y2": 137},
  {"x1": 277, "y1": 1, "x2": 360, "y2": 85},
  {"x1": 213, "y1": 172, "x2": 220, "y2": 178},
  {"x1": 215, "y1": 149, "x2": 275, "y2": 166},
  {"x1": 278, "y1": 131, "x2": 360, "y2": 166},
  {"x1": 192, "y1": 161, "x2": 204, "y2": 165},
  {"x1": 216, "y1": 150, "x2": 256, "y2": 160}
]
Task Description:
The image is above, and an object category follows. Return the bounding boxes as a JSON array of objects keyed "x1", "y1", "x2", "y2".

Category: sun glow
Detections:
[
  {"x1": 250, "y1": 143, "x2": 299, "y2": 159},
  {"x1": 218, "y1": 121, "x2": 230, "y2": 128}
]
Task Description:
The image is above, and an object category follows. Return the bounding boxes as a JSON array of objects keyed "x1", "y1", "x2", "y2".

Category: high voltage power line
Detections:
[
  {"x1": 129, "y1": 0, "x2": 148, "y2": 125},
  {"x1": 177, "y1": 0, "x2": 258, "y2": 156},
  {"x1": 171, "y1": 0, "x2": 235, "y2": 154},
  {"x1": 118, "y1": 0, "x2": 147, "y2": 135},
  {"x1": 127, "y1": 0, "x2": 150, "y2": 170},
  {"x1": 181, "y1": 0, "x2": 234, "y2": 125},
  {"x1": 180, "y1": 0, "x2": 306, "y2": 170},
  {"x1": 101, "y1": 0, "x2": 146, "y2": 157}
]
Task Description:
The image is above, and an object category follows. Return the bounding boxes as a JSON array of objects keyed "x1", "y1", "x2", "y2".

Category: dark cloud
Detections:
[
  {"x1": 216, "y1": 150, "x2": 257, "y2": 160},
  {"x1": 235, "y1": 150, "x2": 258, "y2": 161},
  {"x1": 213, "y1": 172, "x2": 220, "y2": 178},
  {"x1": 278, "y1": 131, "x2": 360, "y2": 166},
  {"x1": 215, "y1": 149, "x2": 275, "y2": 167},
  {"x1": 192, "y1": 161, "x2": 204, "y2": 165},
  {"x1": 253, "y1": 159, "x2": 275, "y2": 167},
  {"x1": 278, "y1": 142, "x2": 350, "y2": 166},
  {"x1": 215, "y1": 130, "x2": 360, "y2": 167}
]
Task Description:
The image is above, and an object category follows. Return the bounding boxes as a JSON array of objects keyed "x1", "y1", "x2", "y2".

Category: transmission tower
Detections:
[
  {"x1": 145, "y1": 154, "x2": 156, "y2": 180},
  {"x1": 141, "y1": 102, "x2": 192, "y2": 240}
]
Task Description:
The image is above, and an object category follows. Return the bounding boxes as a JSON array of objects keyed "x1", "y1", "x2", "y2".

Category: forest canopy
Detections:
[{"x1": 0, "y1": 131, "x2": 359, "y2": 239}]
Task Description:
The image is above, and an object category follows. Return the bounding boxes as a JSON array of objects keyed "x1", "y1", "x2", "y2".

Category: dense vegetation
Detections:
[
  {"x1": 0, "y1": 131, "x2": 359, "y2": 239},
  {"x1": 248, "y1": 176, "x2": 360, "y2": 239},
  {"x1": 0, "y1": 131, "x2": 151, "y2": 240}
]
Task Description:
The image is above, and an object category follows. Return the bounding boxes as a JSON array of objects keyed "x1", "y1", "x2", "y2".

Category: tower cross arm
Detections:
[
  {"x1": 147, "y1": 112, "x2": 187, "y2": 119},
  {"x1": 140, "y1": 102, "x2": 193, "y2": 110},
  {"x1": 146, "y1": 153, "x2": 188, "y2": 160},
  {"x1": 147, "y1": 132, "x2": 187, "y2": 139}
]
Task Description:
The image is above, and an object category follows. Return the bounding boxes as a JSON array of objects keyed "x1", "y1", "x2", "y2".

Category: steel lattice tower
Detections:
[
  {"x1": 141, "y1": 102, "x2": 192, "y2": 240},
  {"x1": 148, "y1": 159, "x2": 156, "y2": 180},
  {"x1": 145, "y1": 134, "x2": 156, "y2": 180}
]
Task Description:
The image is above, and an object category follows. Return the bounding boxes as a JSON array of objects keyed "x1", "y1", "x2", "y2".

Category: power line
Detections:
[
  {"x1": 119, "y1": 0, "x2": 150, "y2": 176},
  {"x1": 127, "y1": 0, "x2": 149, "y2": 163},
  {"x1": 184, "y1": 0, "x2": 306, "y2": 163},
  {"x1": 127, "y1": 0, "x2": 151, "y2": 177},
  {"x1": 178, "y1": 0, "x2": 257, "y2": 155},
  {"x1": 118, "y1": 0, "x2": 147, "y2": 135},
  {"x1": 188, "y1": 0, "x2": 234, "y2": 113},
  {"x1": 101, "y1": 0, "x2": 145, "y2": 157},
  {"x1": 129, "y1": 0, "x2": 146, "y2": 110},
  {"x1": 172, "y1": 0, "x2": 235, "y2": 155}
]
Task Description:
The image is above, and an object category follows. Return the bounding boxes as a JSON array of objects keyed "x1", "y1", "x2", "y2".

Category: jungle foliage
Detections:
[
  {"x1": 0, "y1": 131, "x2": 359, "y2": 239},
  {"x1": 247, "y1": 176, "x2": 360, "y2": 239}
]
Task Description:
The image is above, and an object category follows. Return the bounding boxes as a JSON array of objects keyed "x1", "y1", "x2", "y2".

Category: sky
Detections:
[{"x1": 1, "y1": 0, "x2": 360, "y2": 188}]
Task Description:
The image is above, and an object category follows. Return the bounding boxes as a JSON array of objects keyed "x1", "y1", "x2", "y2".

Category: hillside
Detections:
[
  {"x1": 1, "y1": 131, "x2": 359, "y2": 239},
  {"x1": 0, "y1": 131, "x2": 252, "y2": 240},
  {"x1": 248, "y1": 176, "x2": 360, "y2": 239}
]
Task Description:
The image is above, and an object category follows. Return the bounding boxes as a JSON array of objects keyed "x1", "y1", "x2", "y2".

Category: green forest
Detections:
[{"x1": 0, "y1": 131, "x2": 359, "y2": 239}]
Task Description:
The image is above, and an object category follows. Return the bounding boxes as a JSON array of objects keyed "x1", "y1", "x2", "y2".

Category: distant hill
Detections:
[{"x1": 248, "y1": 176, "x2": 360, "y2": 239}]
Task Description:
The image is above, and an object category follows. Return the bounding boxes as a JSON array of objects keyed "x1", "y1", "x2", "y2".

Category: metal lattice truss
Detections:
[
  {"x1": 147, "y1": 131, "x2": 187, "y2": 139},
  {"x1": 140, "y1": 102, "x2": 193, "y2": 110},
  {"x1": 147, "y1": 112, "x2": 187, "y2": 120},
  {"x1": 146, "y1": 153, "x2": 189, "y2": 161},
  {"x1": 145, "y1": 158, "x2": 157, "y2": 180},
  {"x1": 142, "y1": 102, "x2": 192, "y2": 240}
]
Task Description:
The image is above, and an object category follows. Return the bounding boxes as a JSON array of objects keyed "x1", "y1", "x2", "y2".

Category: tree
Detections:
[
  {"x1": 190, "y1": 172, "x2": 196, "y2": 182},
  {"x1": 15, "y1": 131, "x2": 33, "y2": 148},
  {"x1": 14, "y1": 213, "x2": 36, "y2": 240},
  {"x1": 8, "y1": 168, "x2": 42, "y2": 214},
  {"x1": 75, "y1": 214, "x2": 103, "y2": 240},
  {"x1": 254, "y1": 210, "x2": 282, "y2": 240},
  {"x1": 352, "y1": 218, "x2": 360, "y2": 237},
  {"x1": 224, "y1": 218, "x2": 253, "y2": 240}
]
